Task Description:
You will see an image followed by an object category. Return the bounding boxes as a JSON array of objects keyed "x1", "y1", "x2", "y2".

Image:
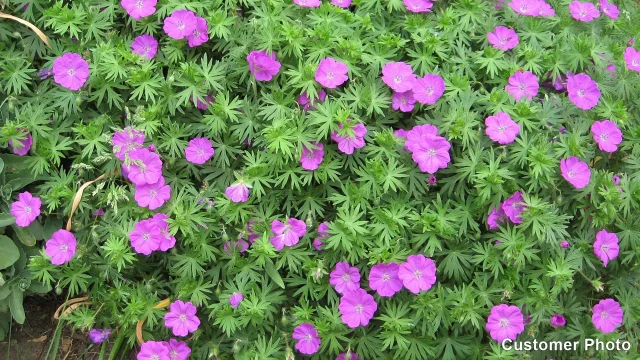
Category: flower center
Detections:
[
  {"x1": 394, "y1": 75, "x2": 402, "y2": 84},
  {"x1": 193, "y1": 30, "x2": 200, "y2": 37},
  {"x1": 400, "y1": 96, "x2": 407, "y2": 104},
  {"x1": 149, "y1": 190, "x2": 157, "y2": 198},
  {"x1": 179, "y1": 313, "x2": 187, "y2": 322},
  {"x1": 519, "y1": 5, "x2": 528, "y2": 12},
  {"x1": 427, "y1": 148, "x2": 437, "y2": 157},
  {"x1": 518, "y1": 84, "x2": 526, "y2": 91},
  {"x1": 580, "y1": 10, "x2": 587, "y2": 17},
  {"x1": 170, "y1": 350, "x2": 178, "y2": 359},
  {"x1": 601, "y1": 244, "x2": 609, "y2": 252},
  {"x1": 25, "y1": 206, "x2": 32, "y2": 214},
  {"x1": 600, "y1": 311, "x2": 609, "y2": 319},
  {"x1": 177, "y1": 21, "x2": 185, "y2": 30},
  {"x1": 382, "y1": 273, "x2": 390, "y2": 282},
  {"x1": 143, "y1": 46, "x2": 150, "y2": 53},
  {"x1": 135, "y1": 0, "x2": 144, "y2": 9},
  {"x1": 499, "y1": 318, "x2": 510, "y2": 328},
  {"x1": 197, "y1": 149, "x2": 204, "y2": 156},
  {"x1": 568, "y1": 169, "x2": 576, "y2": 178},
  {"x1": 142, "y1": 233, "x2": 151, "y2": 241},
  {"x1": 413, "y1": 270, "x2": 422, "y2": 279},
  {"x1": 497, "y1": 125, "x2": 507, "y2": 133},
  {"x1": 326, "y1": 72, "x2": 334, "y2": 79},
  {"x1": 67, "y1": 68, "x2": 75, "y2": 76},
  {"x1": 499, "y1": 37, "x2": 507, "y2": 44},
  {"x1": 633, "y1": 59, "x2": 639, "y2": 66},
  {"x1": 599, "y1": 133, "x2": 608, "y2": 142},
  {"x1": 355, "y1": 304, "x2": 363, "y2": 313},
  {"x1": 578, "y1": 89, "x2": 586, "y2": 97},
  {"x1": 150, "y1": 355, "x2": 159, "y2": 360},
  {"x1": 60, "y1": 245, "x2": 68, "y2": 252},
  {"x1": 425, "y1": 86, "x2": 434, "y2": 95},
  {"x1": 341, "y1": 273, "x2": 351, "y2": 282},
  {"x1": 304, "y1": 334, "x2": 312, "y2": 342}
]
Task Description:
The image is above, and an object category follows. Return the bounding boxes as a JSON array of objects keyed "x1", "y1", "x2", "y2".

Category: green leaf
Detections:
[
  {"x1": 0, "y1": 213, "x2": 15, "y2": 227},
  {"x1": 0, "y1": 236, "x2": 20, "y2": 269},
  {"x1": 43, "y1": 216, "x2": 62, "y2": 240},
  {"x1": 9, "y1": 290, "x2": 25, "y2": 324},
  {"x1": 11, "y1": 225, "x2": 36, "y2": 246},
  {"x1": 0, "y1": 156, "x2": 4, "y2": 174},
  {"x1": 264, "y1": 260, "x2": 285, "y2": 289}
]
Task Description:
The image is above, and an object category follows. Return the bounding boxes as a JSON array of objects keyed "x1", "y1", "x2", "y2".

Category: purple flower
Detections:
[
  {"x1": 331, "y1": 123, "x2": 367, "y2": 155},
  {"x1": 297, "y1": 90, "x2": 326, "y2": 110},
  {"x1": 428, "y1": 176, "x2": 437, "y2": 185},
  {"x1": 313, "y1": 222, "x2": 329, "y2": 251},
  {"x1": 164, "y1": 300, "x2": 200, "y2": 337},
  {"x1": 187, "y1": 17, "x2": 209, "y2": 47},
  {"x1": 560, "y1": 156, "x2": 591, "y2": 189},
  {"x1": 112, "y1": 127, "x2": 145, "y2": 161},
  {"x1": 315, "y1": 57, "x2": 349, "y2": 88},
  {"x1": 623, "y1": 47, "x2": 640, "y2": 72},
  {"x1": 392, "y1": 91, "x2": 416, "y2": 112},
  {"x1": 223, "y1": 239, "x2": 249, "y2": 254},
  {"x1": 164, "y1": 339, "x2": 190, "y2": 360},
  {"x1": 485, "y1": 304, "x2": 525, "y2": 342},
  {"x1": 331, "y1": 0, "x2": 352, "y2": 7},
  {"x1": 247, "y1": 50, "x2": 281, "y2": 81},
  {"x1": 560, "y1": 241, "x2": 570, "y2": 248},
  {"x1": 339, "y1": 288, "x2": 377, "y2": 328},
  {"x1": 485, "y1": 112, "x2": 520, "y2": 144},
  {"x1": 125, "y1": 148, "x2": 163, "y2": 186},
  {"x1": 88, "y1": 329, "x2": 111, "y2": 344},
  {"x1": 567, "y1": 73, "x2": 600, "y2": 110},
  {"x1": 488, "y1": 26, "x2": 519, "y2": 51},
  {"x1": 336, "y1": 352, "x2": 361, "y2": 360},
  {"x1": 592, "y1": 298, "x2": 624, "y2": 333},
  {"x1": 599, "y1": 0, "x2": 619, "y2": 19},
  {"x1": 92, "y1": 209, "x2": 105, "y2": 217},
  {"x1": 300, "y1": 142, "x2": 325, "y2": 170},
  {"x1": 505, "y1": 70, "x2": 538, "y2": 101},
  {"x1": 52, "y1": 53, "x2": 89, "y2": 91},
  {"x1": 329, "y1": 262, "x2": 361, "y2": 294},
  {"x1": 550, "y1": 314, "x2": 566, "y2": 327},
  {"x1": 137, "y1": 341, "x2": 169, "y2": 360},
  {"x1": 193, "y1": 94, "x2": 215, "y2": 110},
  {"x1": 270, "y1": 218, "x2": 307, "y2": 251},
  {"x1": 120, "y1": 0, "x2": 156, "y2": 20},
  {"x1": 292, "y1": 323, "x2": 321, "y2": 355},
  {"x1": 229, "y1": 292, "x2": 243, "y2": 308},
  {"x1": 369, "y1": 263, "x2": 403, "y2": 297},
  {"x1": 185, "y1": 137, "x2": 215, "y2": 164},
  {"x1": 10, "y1": 191, "x2": 41, "y2": 227},
  {"x1": 412, "y1": 74, "x2": 445, "y2": 105},
  {"x1": 38, "y1": 68, "x2": 53, "y2": 80},
  {"x1": 225, "y1": 181, "x2": 250, "y2": 203},
  {"x1": 538, "y1": 1, "x2": 555, "y2": 16},
  {"x1": 409, "y1": 134, "x2": 451, "y2": 174},
  {"x1": 398, "y1": 255, "x2": 437, "y2": 294},
  {"x1": 45, "y1": 230, "x2": 77, "y2": 265},
  {"x1": 134, "y1": 176, "x2": 171, "y2": 210},
  {"x1": 132, "y1": 35, "x2": 158, "y2": 60},
  {"x1": 612, "y1": 175, "x2": 621, "y2": 185},
  {"x1": 487, "y1": 206, "x2": 506, "y2": 230},
  {"x1": 502, "y1": 191, "x2": 526, "y2": 224},
  {"x1": 153, "y1": 213, "x2": 176, "y2": 251},
  {"x1": 569, "y1": 1, "x2": 600, "y2": 22},
  {"x1": 382, "y1": 62, "x2": 416, "y2": 92},
  {"x1": 294, "y1": 0, "x2": 321, "y2": 7},
  {"x1": 9, "y1": 129, "x2": 33, "y2": 156},
  {"x1": 163, "y1": 9, "x2": 197, "y2": 39},
  {"x1": 594, "y1": 229, "x2": 619, "y2": 267},
  {"x1": 591, "y1": 120, "x2": 622, "y2": 153},
  {"x1": 129, "y1": 219, "x2": 162, "y2": 255},
  {"x1": 509, "y1": 0, "x2": 542, "y2": 16},
  {"x1": 403, "y1": 0, "x2": 434, "y2": 12}
]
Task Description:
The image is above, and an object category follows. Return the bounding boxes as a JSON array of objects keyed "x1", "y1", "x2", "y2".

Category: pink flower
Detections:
[
  {"x1": 428, "y1": 176, "x2": 437, "y2": 185},
  {"x1": 164, "y1": 300, "x2": 200, "y2": 336},
  {"x1": 247, "y1": 50, "x2": 281, "y2": 81},
  {"x1": 163, "y1": 9, "x2": 198, "y2": 39},
  {"x1": 369, "y1": 263, "x2": 403, "y2": 297},
  {"x1": 331, "y1": 123, "x2": 367, "y2": 155},
  {"x1": 45, "y1": 230, "x2": 77, "y2": 265},
  {"x1": 485, "y1": 304, "x2": 525, "y2": 342},
  {"x1": 292, "y1": 323, "x2": 321, "y2": 355},
  {"x1": 330, "y1": 262, "x2": 361, "y2": 294},
  {"x1": 550, "y1": 314, "x2": 566, "y2": 327},
  {"x1": 153, "y1": 213, "x2": 176, "y2": 251},
  {"x1": 129, "y1": 219, "x2": 162, "y2": 255},
  {"x1": 313, "y1": 222, "x2": 329, "y2": 251},
  {"x1": 187, "y1": 17, "x2": 209, "y2": 47},
  {"x1": 193, "y1": 94, "x2": 216, "y2": 110},
  {"x1": 270, "y1": 218, "x2": 307, "y2": 251},
  {"x1": 569, "y1": 1, "x2": 600, "y2": 22},
  {"x1": 412, "y1": 74, "x2": 445, "y2": 105},
  {"x1": 112, "y1": 127, "x2": 145, "y2": 161},
  {"x1": 591, "y1": 120, "x2": 622, "y2": 153},
  {"x1": 592, "y1": 298, "x2": 624, "y2": 333},
  {"x1": 501, "y1": 191, "x2": 526, "y2": 224},
  {"x1": 509, "y1": 0, "x2": 542, "y2": 16},
  {"x1": 410, "y1": 134, "x2": 451, "y2": 174},
  {"x1": 538, "y1": 1, "x2": 555, "y2": 16},
  {"x1": 134, "y1": 176, "x2": 171, "y2": 210},
  {"x1": 223, "y1": 239, "x2": 249, "y2": 253},
  {"x1": 164, "y1": 339, "x2": 190, "y2": 360},
  {"x1": 381, "y1": 62, "x2": 416, "y2": 92},
  {"x1": 88, "y1": 329, "x2": 111, "y2": 344},
  {"x1": 331, "y1": 0, "x2": 352, "y2": 7},
  {"x1": 560, "y1": 156, "x2": 591, "y2": 189},
  {"x1": 567, "y1": 73, "x2": 600, "y2": 110},
  {"x1": 10, "y1": 191, "x2": 41, "y2": 227},
  {"x1": 225, "y1": 181, "x2": 249, "y2": 203},
  {"x1": 52, "y1": 53, "x2": 89, "y2": 91},
  {"x1": 9, "y1": 129, "x2": 32, "y2": 156},
  {"x1": 623, "y1": 47, "x2": 640, "y2": 72},
  {"x1": 485, "y1": 112, "x2": 520, "y2": 144},
  {"x1": 488, "y1": 26, "x2": 519, "y2": 51},
  {"x1": 561, "y1": 241, "x2": 570, "y2": 248},
  {"x1": 593, "y1": 229, "x2": 619, "y2": 267},
  {"x1": 404, "y1": 124, "x2": 438, "y2": 152},
  {"x1": 132, "y1": 35, "x2": 158, "y2": 60},
  {"x1": 126, "y1": 148, "x2": 163, "y2": 186},
  {"x1": 392, "y1": 91, "x2": 416, "y2": 112},
  {"x1": 398, "y1": 255, "x2": 437, "y2": 294},
  {"x1": 185, "y1": 137, "x2": 214, "y2": 164},
  {"x1": 339, "y1": 288, "x2": 377, "y2": 328},
  {"x1": 612, "y1": 175, "x2": 621, "y2": 185},
  {"x1": 403, "y1": 0, "x2": 434, "y2": 12},
  {"x1": 229, "y1": 292, "x2": 243, "y2": 308},
  {"x1": 336, "y1": 352, "x2": 361, "y2": 360},
  {"x1": 120, "y1": 0, "x2": 157, "y2": 20},
  {"x1": 297, "y1": 90, "x2": 326, "y2": 110},
  {"x1": 487, "y1": 207, "x2": 506, "y2": 230},
  {"x1": 300, "y1": 142, "x2": 325, "y2": 170},
  {"x1": 315, "y1": 57, "x2": 349, "y2": 88},
  {"x1": 599, "y1": 0, "x2": 619, "y2": 19},
  {"x1": 92, "y1": 209, "x2": 105, "y2": 217},
  {"x1": 137, "y1": 341, "x2": 169, "y2": 360},
  {"x1": 505, "y1": 70, "x2": 538, "y2": 101},
  {"x1": 294, "y1": 0, "x2": 321, "y2": 7}
]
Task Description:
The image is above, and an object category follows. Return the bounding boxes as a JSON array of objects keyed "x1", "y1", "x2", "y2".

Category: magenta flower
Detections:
[
  {"x1": 382, "y1": 62, "x2": 416, "y2": 92},
  {"x1": 45, "y1": 230, "x2": 77, "y2": 265},
  {"x1": 225, "y1": 181, "x2": 249, "y2": 203},
  {"x1": 112, "y1": 127, "x2": 145, "y2": 161},
  {"x1": 505, "y1": 70, "x2": 538, "y2": 101},
  {"x1": 592, "y1": 298, "x2": 624, "y2": 333},
  {"x1": 126, "y1": 148, "x2": 163, "y2": 186},
  {"x1": 538, "y1": 1, "x2": 555, "y2": 16},
  {"x1": 165, "y1": 339, "x2": 191, "y2": 360},
  {"x1": 412, "y1": 74, "x2": 445, "y2": 105},
  {"x1": 392, "y1": 91, "x2": 416, "y2": 112},
  {"x1": 487, "y1": 26, "x2": 519, "y2": 51},
  {"x1": 509, "y1": 0, "x2": 542, "y2": 16},
  {"x1": 485, "y1": 304, "x2": 525, "y2": 342},
  {"x1": 501, "y1": 191, "x2": 526, "y2": 224},
  {"x1": 599, "y1": 0, "x2": 619, "y2": 19},
  {"x1": 560, "y1": 156, "x2": 591, "y2": 189},
  {"x1": 10, "y1": 191, "x2": 41, "y2": 227},
  {"x1": 623, "y1": 47, "x2": 640, "y2": 72},
  {"x1": 403, "y1": 0, "x2": 434, "y2": 12},
  {"x1": 404, "y1": 124, "x2": 437, "y2": 152},
  {"x1": 410, "y1": 135, "x2": 451, "y2": 174},
  {"x1": 569, "y1": 1, "x2": 600, "y2": 22},
  {"x1": 591, "y1": 120, "x2": 622, "y2": 153},
  {"x1": 88, "y1": 329, "x2": 111, "y2": 344},
  {"x1": 137, "y1": 341, "x2": 169, "y2": 360},
  {"x1": 550, "y1": 314, "x2": 566, "y2": 327},
  {"x1": 153, "y1": 213, "x2": 176, "y2": 251},
  {"x1": 336, "y1": 352, "x2": 361, "y2": 360},
  {"x1": 331, "y1": 123, "x2": 367, "y2": 155},
  {"x1": 9, "y1": 129, "x2": 32, "y2": 156},
  {"x1": 92, "y1": 209, "x2": 105, "y2": 217},
  {"x1": 229, "y1": 292, "x2": 244, "y2": 308},
  {"x1": 187, "y1": 17, "x2": 209, "y2": 47},
  {"x1": 270, "y1": 218, "x2": 307, "y2": 251},
  {"x1": 612, "y1": 175, "x2": 621, "y2": 185},
  {"x1": 129, "y1": 219, "x2": 162, "y2": 255},
  {"x1": 339, "y1": 288, "x2": 377, "y2": 328},
  {"x1": 163, "y1": 9, "x2": 197, "y2": 39},
  {"x1": 52, "y1": 53, "x2": 89, "y2": 91},
  {"x1": 485, "y1": 112, "x2": 520, "y2": 144},
  {"x1": 567, "y1": 73, "x2": 600, "y2": 110},
  {"x1": 292, "y1": 323, "x2": 321, "y2": 355},
  {"x1": 132, "y1": 35, "x2": 158, "y2": 60},
  {"x1": 300, "y1": 142, "x2": 325, "y2": 171},
  {"x1": 223, "y1": 239, "x2": 249, "y2": 254},
  {"x1": 294, "y1": 0, "x2": 321, "y2": 7},
  {"x1": 164, "y1": 300, "x2": 200, "y2": 337},
  {"x1": 331, "y1": 0, "x2": 352, "y2": 7},
  {"x1": 313, "y1": 222, "x2": 329, "y2": 251},
  {"x1": 193, "y1": 94, "x2": 216, "y2": 110},
  {"x1": 369, "y1": 263, "x2": 403, "y2": 297},
  {"x1": 185, "y1": 137, "x2": 214, "y2": 164},
  {"x1": 329, "y1": 262, "x2": 361, "y2": 294},
  {"x1": 247, "y1": 50, "x2": 281, "y2": 81},
  {"x1": 120, "y1": 0, "x2": 156, "y2": 20},
  {"x1": 398, "y1": 255, "x2": 437, "y2": 294},
  {"x1": 315, "y1": 57, "x2": 349, "y2": 88},
  {"x1": 594, "y1": 229, "x2": 619, "y2": 267},
  {"x1": 134, "y1": 176, "x2": 171, "y2": 210},
  {"x1": 487, "y1": 206, "x2": 506, "y2": 230},
  {"x1": 297, "y1": 90, "x2": 326, "y2": 110},
  {"x1": 561, "y1": 241, "x2": 570, "y2": 248}
]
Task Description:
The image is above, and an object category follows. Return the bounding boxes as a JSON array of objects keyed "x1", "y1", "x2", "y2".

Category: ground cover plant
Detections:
[{"x1": 1, "y1": 0, "x2": 640, "y2": 359}]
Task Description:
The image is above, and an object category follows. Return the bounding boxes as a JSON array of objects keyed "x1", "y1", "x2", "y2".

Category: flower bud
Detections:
[
  {"x1": 167, "y1": 75, "x2": 175, "y2": 84},
  {"x1": 75, "y1": 96, "x2": 83, "y2": 106},
  {"x1": 55, "y1": 286, "x2": 63, "y2": 295}
]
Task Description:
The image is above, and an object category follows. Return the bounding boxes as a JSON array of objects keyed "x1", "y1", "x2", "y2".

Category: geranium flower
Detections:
[
  {"x1": 112, "y1": 127, "x2": 145, "y2": 161},
  {"x1": 52, "y1": 53, "x2": 89, "y2": 91},
  {"x1": 294, "y1": 0, "x2": 321, "y2": 7},
  {"x1": 331, "y1": 123, "x2": 367, "y2": 155},
  {"x1": 398, "y1": 255, "x2": 437, "y2": 294},
  {"x1": 120, "y1": 0, "x2": 156, "y2": 20},
  {"x1": 392, "y1": 91, "x2": 416, "y2": 112},
  {"x1": 313, "y1": 222, "x2": 329, "y2": 251},
  {"x1": 561, "y1": 241, "x2": 570, "y2": 248},
  {"x1": 501, "y1": 191, "x2": 526, "y2": 224},
  {"x1": 550, "y1": 314, "x2": 566, "y2": 327},
  {"x1": 623, "y1": 47, "x2": 640, "y2": 72},
  {"x1": 229, "y1": 292, "x2": 244, "y2": 308},
  {"x1": 485, "y1": 304, "x2": 525, "y2": 342},
  {"x1": 134, "y1": 176, "x2": 171, "y2": 210},
  {"x1": 88, "y1": 329, "x2": 111, "y2": 344},
  {"x1": 509, "y1": 0, "x2": 542, "y2": 16},
  {"x1": 300, "y1": 142, "x2": 325, "y2": 170},
  {"x1": 403, "y1": 0, "x2": 434, "y2": 12},
  {"x1": 336, "y1": 352, "x2": 361, "y2": 360},
  {"x1": 381, "y1": 62, "x2": 416, "y2": 92},
  {"x1": 132, "y1": 35, "x2": 158, "y2": 60},
  {"x1": 567, "y1": 73, "x2": 600, "y2": 110},
  {"x1": 329, "y1": 262, "x2": 361, "y2": 294},
  {"x1": 153, "y1": 213, "x2": 176, "y2": 251},
  {"x1": 10, "y1": 191, "x2": 41, "y2": 227},
  {"x1": 369, "y1": 263, "x2": 402, "y2": 297},
  {"x1": 569, "y1": 1, "x2": 600, "y2": 22},
  {"x1": 129, "y1": 219, "x2": 162, "y2": 255},
  {"x1": 404, "y1": 124, "x2": 438, "y2": 152},
  {"x1": 126, "y1": 148, "x2": 163, "y2": 186},
  {"x1": 163, "y1": 9, "x2": 198, "y2": 39},
  {"x1": 593, "y1": 229, "x2": 619, "y2": 267},
  {"x1": 292, "y1": 323, "x2": 321, "y2": 355},
  {"x1": 487, "y1": 26, "x2": 519, "y2": 51},
  {"x1": 297, "y1": 90, "x2": 326, "y2": 110},
  {"x1": 599, "y1": 0, "x2": 619, "y2": 19},
  {"x1": 45, "y1": 230, "x2": 77, "y2": 265},
  {"x1": 410, "y1": 134, "x2": 451, "y2": 174},
  {"x1": 164, "y1": 300, "x2": 200, "y2": 337},
  {"x1": 193, "y1": 94, "x2": 216, "y2": 110},
  {"x1": 270, "y1": 218, "x2": 307, "y2": 250},
  {"x1": 339, "y1": 288, "x2": 377, "y2": 328},
  {"x1": 315, "y1": 57, "x2": 349, "y2": 88},
  {"x1": 485, "y1": 112, "x2": 520, "y2": 144},
  {"x1": 164, "y1": 339, "x2": 190, "y2": 360},
  {"x1": 225, "y1": 181, "x2": 250, "y2": 203},
  {"x1": 9, "y1": 128, "x2": 32, "y2": 156},
  {"x1": 331, "y1": 0, "x2": 352, "y2": 8},
  {"x1": 505, "y1": 70, "x2": 538, "y2": 101},
  {"x1": 137, "y1": 341, "x2": 169, "y2": 360},
  {"x1": 560, "y1": 156, "x2": 591, "y2": 189},
  {"x1": 187, "y1": 17, "x2": 209, "y2": 47},
  {"x1": 412, "y1": 74, "x2": 445, "y2": 105},
  {"x1": 185, "y1": 137, "x2": 215, "y2": 164},
  {"x1": 487, "y1": 206, "x2": 506, "y2": 230},
  {"x1": 93, "y1": 209, "x2": 105, "y2": 217},
  {"x1": 223, "y1": 239, "x2": 249, "y2": 253},
  {"x1": 538, "y1": 1, "x2": 555, "y2": 16},
  {"x1": 591, "y1": 120, "x2": 622, "y2": 153},
  {"x1": 247, "y1": 50, "x2": 281, "y2": 81},
  {"x1": 592, "y1": 298, "x2": 624, "y2": 333}
]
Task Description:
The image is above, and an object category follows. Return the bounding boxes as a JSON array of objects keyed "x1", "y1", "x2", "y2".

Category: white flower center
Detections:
[
  {"x1": 497, "y1": 125, "x2": 507, "y2": 133},
  {"x1": 143, "y1": 46, "x2": 150, "y2": 53},
  {"x1": 413, "y1": 270, "x2": 422, "y2": 279},
  {"x1": 177, "y1": 21, "x2": 185, "y2": 30},
  {"x1": 142, "y1": 233, "x2": 151, "y2": 241},
  {"x1": 427, "y1": 148, "x2": 437, "y2": 157},
  {"x1": 568, "y1": 169, "x2": 576, "y2": 178},
  {"x1": 425, "y1": 86, "x2": 434, "y2": 95},
  {"x1": 149, "y1": 190, "x2": 157, "y2": 198},
  {"x1": 518, "y1": 84, "x2": 526, "y2": 91},
  {"x1": 599, "y1": 133, "x2": 608, "y2": 142},
  {"x1": 578, "y1": 89, "x2": 586, "y2": 97},
  {"x1": 341, "y1": 273, "x2": 351, "y2": 282},
  {"x1": 499, "y1": 37, "x2": 507, "y2": 44},
  {"x1": 304, "y1": 334, "x2": 312, "y2": 342},
  {"x1": 355, "y1": 304, "x2": 364, "y2": 313},
  {"x1": 633, "y1": 59, "x2": 639, "y2": 66},
  {"x1": 197, "y1": 149, "x2": 204, "y2": 156},
  {"x1": 25, "y1": 206, "x2": 32, "y2": 214},
  {"x1": 326, "y1": 72, "x2": 334, "y2": 79},
  {"x1": 382, "y1": 273, "x2": 390, "y2": 281},
  {"x1": 179, "y1": 313, "x2": 187, "y2": 322},
  {"x1": 400, "y1": 96, "x2": 407, "y2": 104},
  {"x1": 193, "y1": 30, "x2": 200, "y2": 37},
  {"x1": 150, "y1": 355, "x2": 159, "y2": 360},
  {"x1": 394, "y1": 75, "x2": 402, "y2": 84},
  {"x1": 580, "y1": 10, "x2": 587, "y2": 17},
  {"x1": 601, "y1": 311, "x2": 609, "y2": 319},
  {"x1": 499, "y1": 318, "x2": 510, "y2": 328},
  {"x1": 601, "y1": 245, "x2": 609, "y2": 252},
  {"x1": 67, "y1": 68, "x2": 75, "y2": 76},
  {"x1": 170, "y1": 350, "x2": 178, "y2": 359},
  {"x1": 60, "y1": 245, "x2": 68, "y2": 252}
]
